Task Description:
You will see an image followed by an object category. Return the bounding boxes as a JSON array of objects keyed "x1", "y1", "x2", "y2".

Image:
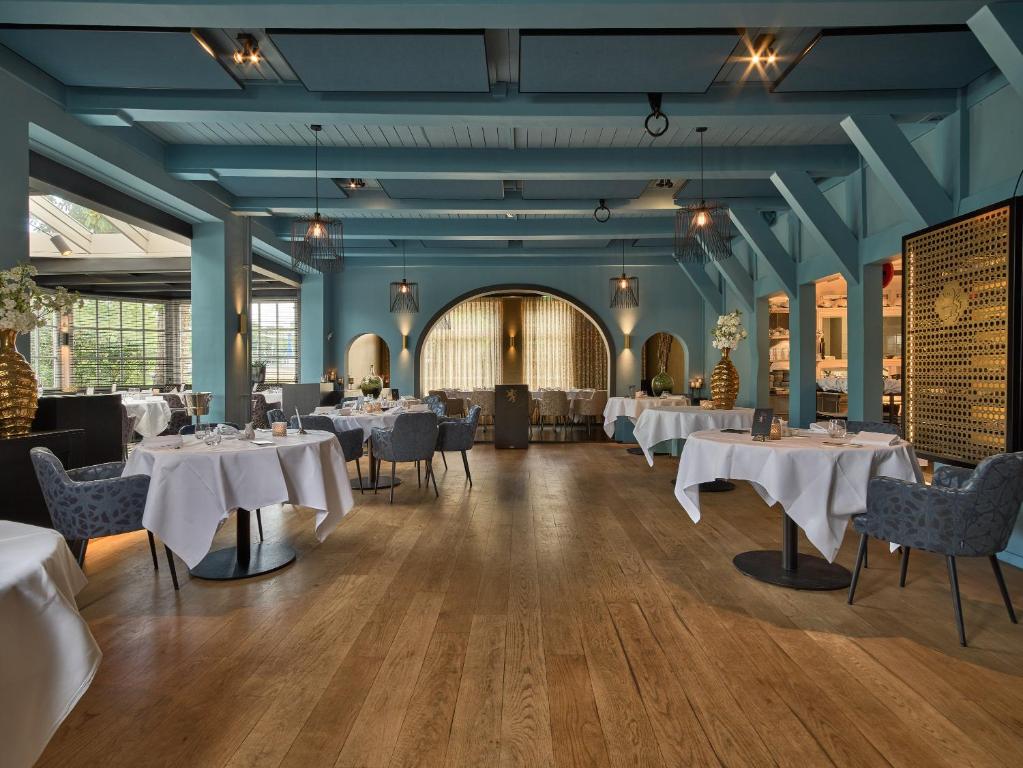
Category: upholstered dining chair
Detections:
[
  {"x1": 571, "y1": 389, "x2": 609, "y2": 435},
  {"x1": 437, "y1": 405, "x2": 482, "y2": 486},
  {"x1": 30, "y1": 447, "x2": 180, "y2": 589},
  {"x1": 160, "y1": 393, "x2": 191, "y2": 437},
  {"x1": 538, "y1": 390, "x2": 571, "y2": 431},
  {"x1": 471, "y1": 389, "x2": 495, "y2": 431},
  {"x1": 119, "y1": 403, "x2": 138, "y2": 459},
  {"x1": 288, "y1": 415, "x2": 366, "y2": 492},
  {"x1": 848, "y1": 451, "x2": 1023, "y2": 646},
  {"x1": 251, "y1": 392, "x2": 271, "y2": 429},
  {"x1": 423, "y1": 395, "x2": 446, "y2": 417},
  {"x1": 371, "y1": 412, "x2": 440, "y2": 503},
  {"x1": 266, "y1": 408, "x2": 286, "y2": 426}
]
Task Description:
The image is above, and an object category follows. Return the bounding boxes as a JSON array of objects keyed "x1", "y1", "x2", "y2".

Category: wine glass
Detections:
[{"x1": 827, "y1": 418, "x2": 847, "y2": 439}]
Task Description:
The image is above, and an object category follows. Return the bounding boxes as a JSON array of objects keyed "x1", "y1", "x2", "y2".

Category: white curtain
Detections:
[
  {"x1": 421, "y1": 298, "x2": 502, "y2": 392},
  {"x1": 523, "y1": 296, "x2": 608, "y2": 390}
]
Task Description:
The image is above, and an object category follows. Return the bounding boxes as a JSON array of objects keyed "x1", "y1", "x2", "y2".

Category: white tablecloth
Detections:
[
  {"x1": 258, "y1": 389, "x2": 283, "y2": 405},
  {"x1": 122, "y1": 397, "x2": 172, "y2": 438},
  {"x1": 602, "y1": 396, "x2": 690, "y2": 437},
  {"x1": 124, "y1": 432, "x2": 354, "y2": 568},
  {"x1": 328, "y1": 411, "x2": 401, "y2": 441},
  {"x1": 674, "y1": 430, "x2": 922, "y2": 562},
  {"x1": 633, "y1": 406, "x2": 755, "y2": 465},
  {"x1": 0, "y1": 521, "x2": 101, "y2": 768},
  {"x1": 816, "y1": 376, "x2": 902, "y2": 394}
]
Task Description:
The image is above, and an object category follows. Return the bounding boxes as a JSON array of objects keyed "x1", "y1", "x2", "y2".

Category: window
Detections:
[
  {"x1": 252, "y1": 300, "x2": 299, "y2": 384},
  {"x1": 29, "y1": 309, "x2": 63, "y2": 390}
]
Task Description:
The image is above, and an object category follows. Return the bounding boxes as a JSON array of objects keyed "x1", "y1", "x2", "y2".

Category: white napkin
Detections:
[
  {"x1": 809, "y1": 422, "x2": 830, "y2": 433},
  {"x1": 141, "y1": 435, "x2": 183, "y2": 450},
  {"x1": 854, "y1": 431, "x2": 901, "y2": 446},
  {"x1": 313, "y1": 406, "x2": 336, "y2": 414}
]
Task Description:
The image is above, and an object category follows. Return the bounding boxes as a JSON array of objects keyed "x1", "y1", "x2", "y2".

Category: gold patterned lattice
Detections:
[{"x1": 904, "y1": 205, "x2": 1010, "y2": 465}]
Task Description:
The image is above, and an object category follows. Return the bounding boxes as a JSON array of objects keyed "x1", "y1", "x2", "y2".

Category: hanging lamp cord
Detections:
[
  {"x1": 313, "y1": 127, "x2": 320, "y2": 216},
  {"x1": 699, "y1": 130, "x2": 705, "y2": 207}
]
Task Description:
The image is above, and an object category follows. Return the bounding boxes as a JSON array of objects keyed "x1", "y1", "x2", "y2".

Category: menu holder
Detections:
[{"x1": 751, "y1": 408, "x2": 774, "y2": 442}]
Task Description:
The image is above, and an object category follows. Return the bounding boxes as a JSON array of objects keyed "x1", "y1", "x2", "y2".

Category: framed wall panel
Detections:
[{"x1": 902, "y1": 199, "x2": 1022, "y2": 466}]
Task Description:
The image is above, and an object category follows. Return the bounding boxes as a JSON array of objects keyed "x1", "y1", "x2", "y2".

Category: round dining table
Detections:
[
  {"x1": 328, "y1": 409, "x2": 403, "y2": 490},
  {"x1": 0, "y1": 521, "x2": 101, "y2": 768},
  {"x1": 674, "y1": 429, "x2": 922, "y2": 590},
  {"x1": 124, "y1": 431, "x2": 355, "y2": 580},
  {"x1": 602, "y1": 395, "x2": 690, "y2": 438},
  {"x1": 632, "y1": 405, "x2": 755, "y2": 465},
  {"x1": 122, "y1": 396, "x2": 172, "y2": 438}
]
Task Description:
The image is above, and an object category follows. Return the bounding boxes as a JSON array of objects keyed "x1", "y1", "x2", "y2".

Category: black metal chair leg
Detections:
[
  {"x1": 75, "y1": 539, "x2": 89, "y2": 568},
  {"x1": 165, "y1": 546, "x2": 180, "y2": 590},
  {"x1": 899, "y1": 546, "x2": 911, "y2": 587},
  {"x1": 374, "y1": 459, "x2": 381, "y2": 494},
  {"x1": 440, "y1": 451, "x2": 448, "y2": 469},
  {"x1": 256, "y1": 509, "x2": 264, "y2": 542},
  {"x1": 946, "y1": 556, "x2": 967, "y2": 646},
  {"x1": 428, "y1": 459, "x2": 439, "y2": 497},
  {"x1": 417, "y1": 460, "x2": 421, "y2": 487},
  {"x1": 847, "y1": 533, "x2": 868, "y2": 605},
  {"x1": 355, "y1": 460, "x2": 364, "y2": 494},
  {"x1": 461, "y1": 450, "x2": 472, "y2": 487},
  {"x1": 863, "y1": 540, "x2": 868, "y2": 569},
  {"x1": 389, "y1": 462, "x2": 396, "y2": 504},
  {"x1": 990, "y1": 555, "x2": 1018, "y2": 623},
  {"x1": 147, "y1": 530, "x2": 159, "y2": 570}
]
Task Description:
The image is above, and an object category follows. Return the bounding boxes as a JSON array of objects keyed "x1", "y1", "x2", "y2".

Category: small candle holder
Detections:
[
  {"x1": 271, "y1": 421, "x2": 288, "y2": 438},
  {"x1": 769, "y1": 417, "x2": 783, "y2": 441}
]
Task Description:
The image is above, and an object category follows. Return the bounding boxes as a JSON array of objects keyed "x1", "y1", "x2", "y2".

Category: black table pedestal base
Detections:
[
  {"x1": 190, "y1": 542, "x2": 296, "y2": 581},
  {"x1": 699, "y1": 479, "x2": 735, "y2": 492},
  {"x1": 732, "y1": 513, "x2": 850, "y2": 590}
]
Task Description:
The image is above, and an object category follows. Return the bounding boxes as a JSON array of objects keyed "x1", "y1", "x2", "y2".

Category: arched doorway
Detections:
[
  {"x1": 415, "y1": 285, "x2": 614, "y2": 396},
  {"x1": 640, "y1": 332, "x2": 687, "y2": 394},
  {"x1": 345, "y1": 333, "x2": 391, "y2": 392}
]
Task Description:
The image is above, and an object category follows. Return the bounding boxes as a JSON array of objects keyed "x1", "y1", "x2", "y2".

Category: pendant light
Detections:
[
  {"x1": 674, "y1": 127, "x2": 734, "y2": 264},
  {"x1": 610, "y1": 240, "x2": 639, "y2": 309},
  {"x1": 291, "y1": 124, "x2": 344, "y2": 274},
  {"x1": 389, "y1": 242, "x2": 419, "y2": 314}
]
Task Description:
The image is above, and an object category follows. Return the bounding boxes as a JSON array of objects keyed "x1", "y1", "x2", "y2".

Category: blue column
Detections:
[
  {"x1": 754, "y1": 296, "x2": 771, "y2": 408},
  {"x1": 0, "y1": 113, "x2": 27, "y2": 270},
  {"x1": 299, "y1": 273, "x2": 333, "y2": 383},
  {"x1": 191, "y1": 218, "x2": 251, "y2": 424},
  {"x1": 846, "y1": 262, "x2": 883, "y2": 422},
  {"x1": 788, "y1": 282, "x2": 818, "y2": 427}
]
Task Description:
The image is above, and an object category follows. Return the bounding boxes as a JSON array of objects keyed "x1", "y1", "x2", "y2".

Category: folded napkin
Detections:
[
  {"x1": 338, "y1": 407, "x2": 353, "y2": 416},
  {"x1": 809, "y1": 422, "x2": 830, "y2": 433},
  {"x1": 854, "y1": 431, "x2": 901, "y2": 447},
  {"x1": 313, "y1": 406, "x2": 336, "y2": 414}
]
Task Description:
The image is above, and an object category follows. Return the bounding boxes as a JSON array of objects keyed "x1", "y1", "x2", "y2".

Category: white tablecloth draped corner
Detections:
[
  {"x1": 632, "y1": 406, "x2": 754, "y2": 465},
  {"x1": 0, "y1": 522, "x2": 101, "y2": 768},
  {"x1": 123, "y1": 397, "x2": 172, "y2": 438}
]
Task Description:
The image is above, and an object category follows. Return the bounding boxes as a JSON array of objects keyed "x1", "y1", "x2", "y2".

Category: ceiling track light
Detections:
[
  {"x1": 346, "y1": 178, "x2": 366, "y2": 190},
  {"x1": 232, "y1": 33, "x2": 262, "y2": 65},
  {"x1": 750, "y1": 33, "x2": 778, "y2": 66},
  {"x1": 191, "y1": 30, "x2": 217, "y2": 59},
  {"x1": 50, "y1": 234, "x2": 73, "y2": 257},
  {"x1": 644, "y1": 92, "x2": 669, "y2": 138},
  {"x1": 655, "y1": 178, "x2": 674, "y2": 189},
  {"x1": 593, "y1": 199, "x2": 611, "y2": 223}
]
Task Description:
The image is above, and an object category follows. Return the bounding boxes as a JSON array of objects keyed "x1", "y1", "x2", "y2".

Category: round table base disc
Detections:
[
  {"x1": 733, "y1": 550, "x2": 851, "y2": 591},
  {"x1": 351, "y1": 476, "x2": 402, "y2": 490},
  {"x1": 625, "y1": 447, "x2": 644, "y2": 456},
  {"x1": 700, "y1": 479, "x2": 736, "y2": 492},
  {"x1": 189, "y1": 542, "x2": 296, "y2": 581}
]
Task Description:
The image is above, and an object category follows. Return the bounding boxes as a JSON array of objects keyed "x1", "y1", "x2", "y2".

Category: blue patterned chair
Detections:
[
  {"x1": 848, "y1": 451, "x2": 1023, "y2": 646},
  {"x1": 267, "y1": 408, "x2": 286, "y2": 426},
  {"x1": 423, "y1": 395, "x2": 446, "y2": 417},
  {"x1": 251, "y1": 392, "x2": 272, "y2": 429},
  {"x1": 29, "y1": 447, "x2": 180, "y2": 590},
  {"x1": 371, "y1": 412, "x2": 439, "y2": 503},
  {"x1": 436, "y1": 405, "x2": 481, "y2": 487},
  {"x1": 288, "y1": 415, "x2": 365, "y2": 492}
]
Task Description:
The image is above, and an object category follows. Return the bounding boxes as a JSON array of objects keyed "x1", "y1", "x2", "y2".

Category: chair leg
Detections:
[
  {"x1": 440, "y1": 451, "x2": 448, "y2": 469},
  {"x1": 428, "y1": 459, "x2": 439, "y2": 497},
  {"x1": 417, "y1": 460, "x2": 421, "y2": 487},
  {"x1": 374, "y1": 459, "x2": 381, "y2": 494},
  {"x1": 899, "y1": 546, "x2": 911, "y2": 587},
  {"x1": 990, "y1": 555, "x2": 1018, "y2": 624},
  {"x1": 461, "y1": 450, "x2": 472, "y2": 487},
  {"x1": 355, "y1": 460, "x2": 364, "y2": 494},
  {"x1": 147, "y1": 531, "x2": 159, "y2": 570},
  {"x1": 74, "y1": 539, "x2": 89, "y2": 568},
  {"x1": 164, "y1": 545, "x2": 179, "y2": 590},
  {"x1": 847, "y1": 533, "x2": 868, "y2": 605},
  {"x1": 946, "y1": 556, "x2": 967, "y2": 647},
  {"x1": 389, "y1": 462, "x2": 396, "y2": 504},
  {"x1": 863, "y1": 541, "x2": 868, "y2": 569},
  {"x1": 256, "y1": 509, "x2": 264, "y2": 542}
]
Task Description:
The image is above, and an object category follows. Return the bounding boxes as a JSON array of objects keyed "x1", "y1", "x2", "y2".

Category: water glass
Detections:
[
  {"x1": 827, "y1": 418, "x2": 847, "y2": 439},
  {"x1": 204, "y1": 427, "x2": 222, "y2": 447}
]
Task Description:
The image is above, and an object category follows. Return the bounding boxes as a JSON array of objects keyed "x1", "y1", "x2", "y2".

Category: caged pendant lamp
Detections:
[
  {"x1": 389, "y1": 242, "x2": 419, "y2": 314},
  {"x1": 610, "y1": 240, "x2": 639, "y2": 309},
  {"x1": 291, "y1": 124, "x2": 344, "y2": 274},
  {"x1": 674, "y1": 127, "x2": 734, "y2": 264}
]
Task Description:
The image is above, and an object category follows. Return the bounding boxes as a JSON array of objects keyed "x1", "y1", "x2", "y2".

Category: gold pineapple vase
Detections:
[
  {"x1": 710, "y1": 347, "x2": 739, "y2": 410},
  {"x1": 0, "y1": 329, "x2": 39, "y2": 437}
]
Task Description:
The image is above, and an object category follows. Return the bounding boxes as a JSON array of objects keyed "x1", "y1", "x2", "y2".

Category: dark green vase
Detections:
[{"x1": 651, "y1": 369, "x2": 674, "y2": 396}]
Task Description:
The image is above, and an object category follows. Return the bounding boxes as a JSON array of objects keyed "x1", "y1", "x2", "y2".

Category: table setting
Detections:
[
  {"x1": 123, "y1": 427, "x2": 354, "y2": 580},
  {"x1": 121, "y1": 394, "x2": 172, "y2": 438}
]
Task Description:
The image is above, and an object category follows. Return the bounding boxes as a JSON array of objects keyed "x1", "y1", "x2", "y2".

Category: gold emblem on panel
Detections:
[{"x1": 935, "y1": 280, "x2": 967, "y2": 326}]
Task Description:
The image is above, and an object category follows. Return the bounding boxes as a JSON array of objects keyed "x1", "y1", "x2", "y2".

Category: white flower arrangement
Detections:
[
  {"x1": 0, "y1": 263, "x2": 81, "y2": 334},
  {"x1": 711, "y1": 309, "x2": 748, "y2": 350}
]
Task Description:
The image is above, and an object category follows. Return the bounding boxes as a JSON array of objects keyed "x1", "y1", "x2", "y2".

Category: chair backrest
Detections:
[
  {"x1": 846, "y1": 420, "x2": 900, "y2": 436},
  {"x1": 817, "y1": 391, "x2": 842, "y2": 412},
  {"x1": 289, "y1": 414, "x2": 337, "y2": 435},
  {"x1": 179, "y1": 422, "x2": 240, "y2": 435},
  {"x1": 958, "y1": 452, "x2": 1023, "y2": 555},
  {"x1": 337, "y1": 427, "x2": 365, "y2": 462},
  {"x1": 267, "y1": 408, "x2": 286, "y2": 425},
  {"x1": 161, "y1": 393, "x2": 185, "y2": 409},
  {"x1": 319, "y1": 390, "x2": 342, "y2": 407},
  {"x1": 423, "y1": 395, "x2": 446, "y2": 417},
  {"x1": 250, "y1": 392, "x2": 270, "y2": 428},
  {"x1": 575, "y1": 389, "x2": 609, "y2": 416},
  {"x1": 389, "y1": 412, "x2": 440, "y2": 461},
  {"x1": 471, "y1": 389, "x2": 495, "y2": 414},
  {"x1": 428, "y1": 389, "x2": 449, "y2": 402},
  {"x1": 540, "y1": 389, "x2": 570, "y2": 415},
  {"x1": 120, "y1": 403, "x2": 136, "y2": 445},
  {"x1": 465, "y1": 404, "x2": 482, "y2": 432}
]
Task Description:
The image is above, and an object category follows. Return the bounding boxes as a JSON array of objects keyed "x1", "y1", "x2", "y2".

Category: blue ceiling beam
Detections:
[
  {"x1": 0, "y1": 1, "x2": 988, "y2": 29},
  {"x1": 710, "y1": 255, "x2": 754, "y2": 313},
  {"x1": 65, "y1": 83, "x2": 959, "y2": 129},
  {"x1": 676, "y1": 262, "x2": 723, "y2": 315},
  {"x1": 969, "y1": 2, "x2": 1023, "y2": 100},
  {"x1": 275, "y1": 217, "x2": 675, "y2": 240},
  {"x1": 771, "y1": 171, "x2": 860, "y2": 284},
  {"x1": 840, "y1": 115, "x2": 952, "y2": 227},
  {"x1": 168, "y1": 145, "x2": 859, "y2": 181},
  {"x1": 729, "y1": 206, "x2": 797, "y2": 298}
]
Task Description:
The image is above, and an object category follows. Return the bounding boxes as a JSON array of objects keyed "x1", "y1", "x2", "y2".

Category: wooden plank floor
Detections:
[{"x1": 39, "y1": 443, "x2": 1023, "y2": 768}]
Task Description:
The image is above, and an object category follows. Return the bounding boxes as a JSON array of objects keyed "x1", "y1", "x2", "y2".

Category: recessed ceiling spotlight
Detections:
[
  {"x1": 191, "y1": 30, "x2": 217, "y2": 59},
  {"x1": 750, "y1": 34, "x2": 778, "y2": 66},
  {"x1": 347, "y1": 178, "x2": 366, "y2": 190},
  {"x1": 232, "y1": 33, "x2": 262, "y2": 65},
  {"x1": 655, "y1": 179, "x2": 674, "y2": 189},
  {"x1": 50, "y1": 234, "x2": 73, "y2": 257}
]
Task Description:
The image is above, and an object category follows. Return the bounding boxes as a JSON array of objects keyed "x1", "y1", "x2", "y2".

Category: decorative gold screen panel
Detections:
[{"x1": 904, "y1": 205, "x2": 1010, "y2": 465}]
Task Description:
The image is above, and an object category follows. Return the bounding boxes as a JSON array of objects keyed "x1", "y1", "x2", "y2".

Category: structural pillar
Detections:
[
  {"x1": 788, "y1": 282, "x2": 818, "y2": 428},
  {"x1": 299, "y1": 273, "x2": 333, "y2": 383},
  {"x1": 0, "y1": 113, "x2": 28, "y2": 270},
  {"x1": 846, "y1": 262, "x2": 884, "y2": 422},
  {"x1": 191, "y1": 217, "x2": 251, "y2": 425},
  {"x1": 754, "y1": 296, "x2": 771, "y2": 409}
]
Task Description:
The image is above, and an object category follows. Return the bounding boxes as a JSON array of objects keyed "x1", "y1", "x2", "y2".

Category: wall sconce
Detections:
[
  {"x1": 238, "y1": 311, "x2": 248, "y2": 335},
  {"x1": 402, "y1": 334, "x2": 409, "y2": 351},
  {"x1": 508, "y1": 334, "x2": 516, "y2": 351},
  {"x1": 623, "y1": 333, "x2": 632, "y2": 349},
  {"x1": 59, "y1": 331, "x2": 70, "y2": 347}
]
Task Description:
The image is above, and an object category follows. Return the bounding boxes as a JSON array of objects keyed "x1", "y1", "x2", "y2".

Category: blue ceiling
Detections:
[
  {"x1": 519, "y1": 31, "x2": 742, "y2": 93},
  {"x1": 217, "y1": 177, "x2": 348, "y2": 198},
  {"x1": 774, "y1": 28, "x2": 994, "y2": 92},
  {"x1": 521, "y1": 180, "x2": 651, "y2": 200},
  {"x1": 379, "y1": 180, "x2": 506, "y2": 200},
  {"x1": 0, "y1": 28, "x2": 241, "y2": 89},
  {"x1": 268, "y1": 31, "x2": 490, "y2": 92}
]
